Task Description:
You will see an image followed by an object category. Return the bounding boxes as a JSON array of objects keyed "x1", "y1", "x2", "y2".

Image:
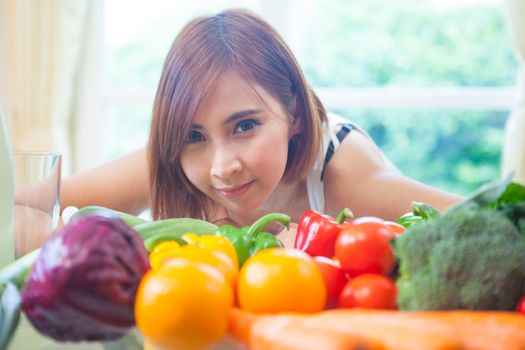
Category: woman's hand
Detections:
[{"x1": 14, "y1": 205, "x2": 54, "y2": 257}]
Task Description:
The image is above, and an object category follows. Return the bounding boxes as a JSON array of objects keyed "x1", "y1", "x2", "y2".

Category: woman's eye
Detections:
[
  {"x1": 234, "y1": 119, "x2": 260, "y2": 134},
  {"x1": 187, "y1": 130, "x2": 205, "y2": 143}
]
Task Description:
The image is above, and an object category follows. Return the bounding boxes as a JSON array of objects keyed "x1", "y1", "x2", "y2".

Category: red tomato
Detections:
[
  {"x1": 351, "y1": 216, "x2": 384, "y2": 224},
  {"x1": 335, "y1": 222, "x2": 396, "y2": 277},
  {"x1": 384, "y1": 221, "x2": 405, "y2": 236},
  {"x1": 338, "y1": 273, "x2": 397, "y2": 309},
  {"x1": 352, "y1": 217, "x2": 403, "y2": 238},
  {"x1": 313, "y1": 256, "x2": 348, "y2": 309},
  {"x1": 517, "y1": 296, "x2": 525, "y2": 314}
]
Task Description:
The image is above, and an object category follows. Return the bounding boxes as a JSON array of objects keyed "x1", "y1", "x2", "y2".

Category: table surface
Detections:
[
  {"x1": 10, "y1": 316, "x2": 103, "y2": 350},
  {"x1": 9, "y1": 315, "x2": 242, "y2": 350}
]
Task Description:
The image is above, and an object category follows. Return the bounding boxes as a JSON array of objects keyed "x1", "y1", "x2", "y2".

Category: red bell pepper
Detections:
[
  {"x1": 294, "y1": 208, "x2": 353, "y2": 258},
  {"x1": 517, "y1": 296, "x2": 525, "y2": 314}
]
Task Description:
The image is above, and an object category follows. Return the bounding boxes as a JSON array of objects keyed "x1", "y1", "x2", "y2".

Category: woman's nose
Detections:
[{"x1": 210, "y1": 146, "x2": 242, "y2": 179}]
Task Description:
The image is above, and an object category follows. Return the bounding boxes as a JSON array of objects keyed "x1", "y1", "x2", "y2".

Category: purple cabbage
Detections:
[{"x1": 21, "y1": 215, "x2": 150, "y2": 341}]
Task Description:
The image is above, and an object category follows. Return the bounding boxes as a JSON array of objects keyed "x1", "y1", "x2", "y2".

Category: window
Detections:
[
  {"x1": 102, "y1": 0, "x2": 264, "y2": 158},
  {"x1": 289, "y1": 0, "x2": 516, "y2": 193},
  {"x1": 102, "y1": 0, "x2": 517, "y2": 194}
]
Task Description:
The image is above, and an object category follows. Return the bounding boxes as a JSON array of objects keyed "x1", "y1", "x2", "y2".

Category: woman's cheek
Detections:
[
  {"x1": 180, "y1": 153, "x2": 209, "y2": 190},
  {"x1": 250, "y1": 132, "x2": 289, "y2": 170},
  {"x1": 255, "y1": 150, "x2": 286, "y2": 175}
]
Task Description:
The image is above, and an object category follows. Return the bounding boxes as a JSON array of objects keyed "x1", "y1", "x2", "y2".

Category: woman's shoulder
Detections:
[
  {"x1": 321, "y1": 115, "x2": 399, "y2": 215},
  {"x1": 324, "y1": 112, "x2": 396, "y2": 170},
  {"x1": 304, "y1": 112, "x2": 370, "y2": 214},
  {"x1": 325, "y1": 112, "x2": 372, "y2": 139}
]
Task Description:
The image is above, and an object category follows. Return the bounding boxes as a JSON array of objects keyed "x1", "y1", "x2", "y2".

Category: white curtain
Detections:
[
  {"x1": 503, "y1": 0, "x2": 525, "y2": 185},
  {"x1": 0, "y1": 0, "x2": 98, "y2": 174}
]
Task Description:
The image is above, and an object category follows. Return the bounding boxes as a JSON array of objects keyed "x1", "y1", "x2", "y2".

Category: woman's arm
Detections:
[
  {"x1": 60, "y1": 147, "x2": 150, "y2": 215},
  {"x1": 323, "y1": 131, "x2": 463, "y2": 221}
]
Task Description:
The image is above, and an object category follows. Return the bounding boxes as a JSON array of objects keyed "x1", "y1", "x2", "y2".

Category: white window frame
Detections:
[{"x1": 104, "y1": 86, "x2": 516, "y2": 111}]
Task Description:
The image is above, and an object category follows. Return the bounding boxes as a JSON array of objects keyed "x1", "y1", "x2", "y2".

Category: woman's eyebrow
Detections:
[
  {"x1": 223, "y1": 109, "x2": 262, "y2": 125},
  {"x1": 191, "y1": 109, "x2": 262, "y2": 129}
]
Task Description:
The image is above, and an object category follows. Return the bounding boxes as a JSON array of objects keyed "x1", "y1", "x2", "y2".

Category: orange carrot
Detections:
[
  {"x1": 228, "y1": 308, "x2": 384, "y2": 350},
  {"x1": 249, "y1": 314, "x2": 385, "y2": 350},
  {"x1": 306, "y1": 310, "x2": 462, "y2": 350},
  {"x1": 229, "y1": 308, "x2": 525, "y2": 350},
  {"x1": 320, "y1": 310, "x2": 525, "y2": 350},
  {"x1": 228, "y1": 308, "x2": 259, "y2": 346},
  {"x1": 303, "y1": 309, "x2": 525, "y2": 350},
  {"x1": 423, "y1": 311, "x2": 525, "y2": 350},
  {"x1": 229, "y1": 308, "x2": 456, "y2": 350}
]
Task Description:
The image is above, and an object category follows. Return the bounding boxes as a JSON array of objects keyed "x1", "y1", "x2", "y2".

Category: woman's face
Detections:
[{"x1": 179, "y1": 71, "x2": 297, "y2": 214}]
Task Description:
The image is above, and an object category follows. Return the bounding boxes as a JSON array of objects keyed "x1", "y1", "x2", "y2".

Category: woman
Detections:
[{"x1": 61, "y1": 9, "x2": 461, "y2": 246}]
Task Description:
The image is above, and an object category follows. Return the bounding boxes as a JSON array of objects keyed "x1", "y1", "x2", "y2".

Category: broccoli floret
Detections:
[{"x1": 395, "y1": 208, "x2": 525, "y2": 311}]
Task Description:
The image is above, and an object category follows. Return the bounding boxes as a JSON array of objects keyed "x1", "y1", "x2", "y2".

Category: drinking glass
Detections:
[{"x1": 13, "y1": 151, "x2": 62, "y2": 258}]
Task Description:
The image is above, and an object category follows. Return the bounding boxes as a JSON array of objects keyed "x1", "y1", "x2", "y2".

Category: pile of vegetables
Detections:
[
  {"x1": 294, "y1": 208, "x2": 403, "y2": 310},
  {"x1": 1, "y1": 176, "x2": 525, "y2": 350},
  {"x1": 291, "y1": 176, "x2": 525, "y2": 314},
  {"x1": 229, "y1": 308, "x2": 525, "y2": 350},
  {"x1": 0, "y1": 206, "x2": 290, "y2": 349},
  {"x1": 134, "y1": 213, "x2": 295, "y2": 349}
]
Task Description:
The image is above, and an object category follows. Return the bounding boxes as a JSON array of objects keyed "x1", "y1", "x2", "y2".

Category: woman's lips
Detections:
[{"x1": 219, "y1": 180, "x2": 254, "y2": 198}]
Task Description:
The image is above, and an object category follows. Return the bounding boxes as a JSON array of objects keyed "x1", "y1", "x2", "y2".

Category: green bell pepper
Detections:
[{"x1": 215, "y1": 212, "x2": 289, "y2": 267}]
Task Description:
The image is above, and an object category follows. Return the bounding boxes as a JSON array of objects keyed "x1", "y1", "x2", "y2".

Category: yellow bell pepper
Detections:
[
  {"x1": 182, "y1": 233, "x2": 239, "y2": 269},
  {"x1": 148, "y1": 240, "x2": 180, "y2": 270}
]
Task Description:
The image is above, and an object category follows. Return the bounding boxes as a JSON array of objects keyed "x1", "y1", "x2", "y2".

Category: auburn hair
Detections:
[{"x1": 148, "y1": 9, "x2": 327, "y2": 219}]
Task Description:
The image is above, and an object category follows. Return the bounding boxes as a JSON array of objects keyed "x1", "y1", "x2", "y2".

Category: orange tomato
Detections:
[
  {"x1": 135, "y1": 259, "x2": 234, "y2": 350},
  {"x1": 237, "y1": 248, "x2": 326, "y2": 314}
]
